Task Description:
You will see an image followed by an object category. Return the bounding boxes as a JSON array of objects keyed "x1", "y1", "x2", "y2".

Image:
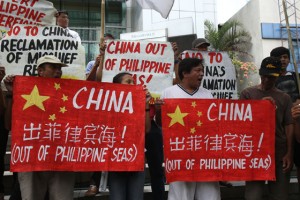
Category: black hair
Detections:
[
  {"x1": 178, "y1": 58, "x2": 204, "y2": 80},
  {"x1": 270, "y1": 46, "x2": 290, "y2": 59},
  {"x1": 104, "y1": 33, "x2": 115, "y2": 39},
  {"x1": 57, "y1": 10, "x2": 68, "y2": 16},
  {"x1": 112, "y1": 72, "x2": 132, "y2": 83}
]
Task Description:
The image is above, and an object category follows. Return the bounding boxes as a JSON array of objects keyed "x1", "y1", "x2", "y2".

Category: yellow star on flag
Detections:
[
  {"x1": 190, "y1": 127, "x2": 196, "y2": 134},
  {"x1": 21, "y1": 85, "x2": 50, "y2": 111},
  {"x1": 62, "y1": 94, "x2": 68, "y2": 101},
  {"x1": 197, "y1": 120, "x2": 203, "y2": 127},
  {"x1": 167, "y1": 106, "x2": 188, "y2": 127},
  {"x1": 49, "y1": 114, "x2": 56, "y2": 121},
  {"x1": 54, "y1": 83, "x2": 61, "y2": 90},
  {"x1": 197, "y1": 111, "x2": 203, "y2": 117},
  {"x1": 191, "y1": 101, "x2": 197, "y2": 108},
  {"x1": 60, "y1": 107, "x2": 67, "y2": 114}
]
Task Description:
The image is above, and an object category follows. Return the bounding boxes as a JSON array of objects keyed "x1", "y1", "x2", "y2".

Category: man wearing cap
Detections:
[
  {"x1": 192, "y1": 38, "x2": 210, "y2": 51},
  {"x1": 3, "y1": 55, "x2": 75, "y2": 200},
  {"x1": 240, "y1": 57, "x2": 293, "y2": 200}
]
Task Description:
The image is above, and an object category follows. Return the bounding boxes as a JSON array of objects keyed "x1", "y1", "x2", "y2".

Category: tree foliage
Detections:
[{"x1": 204, "y1": 20, "x2": 252, "y2": 56}]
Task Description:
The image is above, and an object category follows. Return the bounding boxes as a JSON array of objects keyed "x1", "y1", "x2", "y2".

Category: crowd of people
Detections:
[{"x1": 0, "y1": 8, "x2": 300, "y2": 200}]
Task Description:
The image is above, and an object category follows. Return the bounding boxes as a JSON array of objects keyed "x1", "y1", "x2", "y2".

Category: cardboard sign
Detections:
[
  {"x1": 162, "y1": 99, "x2": 275, "y2": 182},
  {"x1": 0, "y1": 24, "x2": 85, "y2": 80},
  {"x1": 0, "y1": 0, "x2": 56, "y2": 39},
  {"x1": 10, "y1": 76, "x2": 145, "y2": 172},
  {"x1": 182, "y1": 51, "x2": 237, "y2": 99},
  {"x1": 102, "y1": 40, "x2": 174, "y2": 96}
]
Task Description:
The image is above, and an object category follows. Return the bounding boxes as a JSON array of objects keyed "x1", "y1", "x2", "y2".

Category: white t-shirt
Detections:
[{"x1": 161, "y1": 84, "x2": 213, "y2": 99}]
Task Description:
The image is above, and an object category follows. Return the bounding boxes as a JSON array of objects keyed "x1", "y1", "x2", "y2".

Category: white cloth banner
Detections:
[
  {"x1": 0, "y1": 0, "x2": 56, "y2": 39},
  {"x1": 0, "y1": 25, "x2": 86, "y2": 80},
  {"x1": 182, "y1": 51, "x2": 238, "y2": 99},
  {"x1": 102, "y1": 40, "x2": 174, "y2": 96},
  {"x1": 136, "y1": 0, "x2": 174, "y2": 19}
]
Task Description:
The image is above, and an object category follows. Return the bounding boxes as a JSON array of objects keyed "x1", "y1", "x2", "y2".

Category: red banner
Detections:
[
  {"x1": 10, "y1": 76, "x2": 145, "y2": 172},
  {"x1": 162, "y1": 99, "x2": 275, "y2": 182}
]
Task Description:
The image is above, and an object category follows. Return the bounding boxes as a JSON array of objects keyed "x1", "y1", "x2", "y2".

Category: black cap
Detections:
[
  {"x1": 192, "y1": 38, "x2": 210, "y2": 48},
  {"x1": 259, "y1": 57, "x2": 281, "y2": 77}
]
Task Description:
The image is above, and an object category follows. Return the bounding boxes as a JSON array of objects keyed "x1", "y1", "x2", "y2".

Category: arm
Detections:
[
  {"x1": 3, "y1": 75, "x2": 15, "y2": 131},
  {"x1": 86, "y1": 55, "x2": 102, "y2": 81},
  {"x1": 282, "y1": 123, "x2": 294, "y2": 173},
  {"x1": 291, "y1": 102, "x2": 300, "y2": 142},
  {"x1": 145, "y1": 90, "x2": 151, "y2": 133}
]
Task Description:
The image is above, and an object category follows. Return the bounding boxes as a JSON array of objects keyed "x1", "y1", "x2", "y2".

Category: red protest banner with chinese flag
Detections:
[
  {"x1": 10, "y1": 76, "x2": 145, "y2": 172},
  {"x1": 162, "y1": 99, "x2": 275, "y2": 182}
]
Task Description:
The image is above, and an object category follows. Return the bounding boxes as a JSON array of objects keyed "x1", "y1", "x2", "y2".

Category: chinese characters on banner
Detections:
[
  {"x1": 182, "y1": 51, "x2": 238, "y2": 99},
  {"x1": 102, "y1": 40, "x2": 174, "y2": 97},
  {"x1": 162, "y1": 99, "x2": 275, "y2": 182},
  {"x1": 10, "y1": 76, "x2": 145, "y2": 172}
]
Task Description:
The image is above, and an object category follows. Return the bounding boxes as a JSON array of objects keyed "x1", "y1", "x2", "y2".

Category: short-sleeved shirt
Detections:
[
  {"x1": 240, "y1": 85, "x2": 293, "y2": 160},
  {"x1": 161, "y1": 84, "x2": 213, "y2": 99},
  {"x1": 85, "y1": 60, "x2": 95, "y2": 75}
]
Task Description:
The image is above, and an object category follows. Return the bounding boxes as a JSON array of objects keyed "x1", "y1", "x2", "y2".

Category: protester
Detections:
[
  {"x1": 4, "y1": 55, "x2": 75, "y2": 200},
  {"x1": 83, "y1": 33, "x2": 115, "y2": 196},
  {"x1": 160, "y1": 58, "x2": 221, "y2": 200},
  {"x1": 191, "y1": 38, "x2": 210, "y2": 51},
  {"x1": 271, "y1": 46, "x2": 300, "y2": 193},
  {"x1": 56, "y1": 10, "x2": 81, "y2": 43},
  {"x1": 241, "y1": 56, "x2": 293, "y2": 200},
  {"x1": 108, "y1": 72, "x2": 151, "y2": 200},
  {"x1": 86, "y1": 33, "x2": 115, "y2": 81},
  {"x1": 0, "y1": 66, "x2": 9, "y2": 200}
]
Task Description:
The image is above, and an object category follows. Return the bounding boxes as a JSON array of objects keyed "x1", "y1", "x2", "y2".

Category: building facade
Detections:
[
  {"x1": 229, "y1": 0, "x2": 300, "y2": 69},
  {"x1": 52, "y1": 0, "x2": 218, "y2": 62}
]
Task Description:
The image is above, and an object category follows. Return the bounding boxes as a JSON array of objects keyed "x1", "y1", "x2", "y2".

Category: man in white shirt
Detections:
[
  {"x1": 56, "y1": 10, "x2": 81, "y2": 43},
  {"x1": 160, "y1": 58, "x2": 221, "y2": 200}
]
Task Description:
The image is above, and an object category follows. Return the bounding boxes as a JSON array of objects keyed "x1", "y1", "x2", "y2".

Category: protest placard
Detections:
[
  {"x1": 0, "y1": 24, "x2": 85, "y2": 79},
  {"x1": 182, "y1": 51, "x2": 237, "y2": 99},
  {"x1": 102, "y1": 40, "x2": 174, "y2": 96},
  {"x1": 10, "y1": 76, "x2": 145, "y2": 172},
  {"x1": 0, "y1": 0, "x2": 56, "y2": 39},
  {"x1": 162, "y1": 99, "x2": 275, "y2": 182}
]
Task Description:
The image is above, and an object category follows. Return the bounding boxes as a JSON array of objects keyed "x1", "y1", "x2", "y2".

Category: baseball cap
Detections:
[
  {"x1": 37, "y1": 55, "x2": 68, "y2": 68},
  {"x1": 259, "y1": 57, "x2": 281, "y2": 77},
  {"x1": 192, "y1": 38, "x2": 210, "y2": 48}
]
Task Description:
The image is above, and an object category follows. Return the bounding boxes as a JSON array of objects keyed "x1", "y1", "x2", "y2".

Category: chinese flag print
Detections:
[
  {"x1": 162, "y1": 99, "x2": 275, "y2": 182},
  {"x1": 10, "y1": 76, "x2": 145, "y2": 172}
]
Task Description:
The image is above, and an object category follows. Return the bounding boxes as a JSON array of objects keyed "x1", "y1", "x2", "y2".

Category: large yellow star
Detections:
[
  {"x1": 21, "y1": 85, "x2": 50, "y2": 111},
  {"x1": 167, "y1": 106, "x2": 188, "y2": 127}
]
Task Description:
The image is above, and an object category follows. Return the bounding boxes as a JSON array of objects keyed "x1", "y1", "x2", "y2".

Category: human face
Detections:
[
  {"x1": 196, "y1": 44, "x2": 209, "y2": 51},
  {"x1": 120, "y1": 74, "x2": 134, "y2": 85},
  {"x1": 38, "y1": 64, "x2": 62, "y2": 78},
  {"x1": 56, "y1": 13, "x2": 69, "y2": 28},
  {"x1": 260, "y1": 75, "x2": 278, "y2": 91},
  {"x1": 183, "y1": 64, "x2": 204, "y2": 90},
  {"x1": 279, "y1": 54, "x2": 290, "y2": 71}
]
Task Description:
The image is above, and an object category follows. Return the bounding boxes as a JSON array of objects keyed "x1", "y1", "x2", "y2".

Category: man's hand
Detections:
[
  {"x1": 282, "y1": 153, "x2": 293, "y2": 173},
  {"x1": 3, "y1": 75, "x2": 15, "y2": 93},
  {"x1": 0, "y1": 66, "x2": 6, "y2": 82}
]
